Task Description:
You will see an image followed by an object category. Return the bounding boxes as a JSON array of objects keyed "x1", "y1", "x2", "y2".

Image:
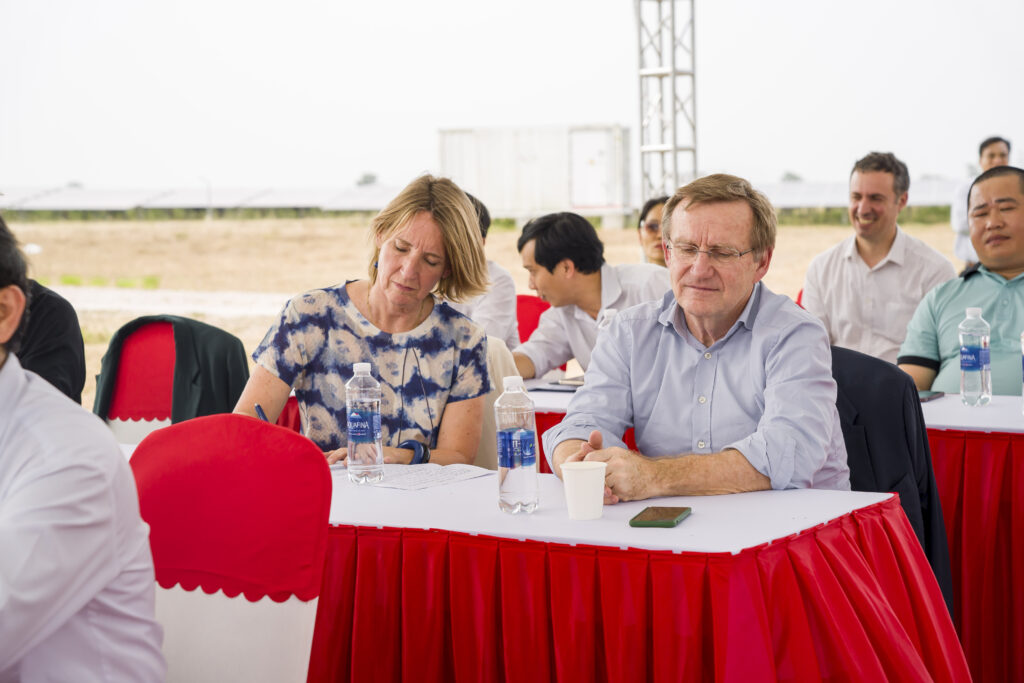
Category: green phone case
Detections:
[{"x1": 629, "y1": 506, "x2": 692, "y2": 528}]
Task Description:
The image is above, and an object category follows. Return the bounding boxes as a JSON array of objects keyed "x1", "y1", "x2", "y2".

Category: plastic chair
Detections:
[
  {"x1": 516, "y1": 294, "x2": 551, "y2": 344},
  {"x1": 94, "y1": 315, "x2": 250, "y2": 445},
  {"x1": 795, "y1": 288, "x2": 804, "y2": 308},
  {"x1": 130, "y1": 414, "x2": 332, "y2": 683}
]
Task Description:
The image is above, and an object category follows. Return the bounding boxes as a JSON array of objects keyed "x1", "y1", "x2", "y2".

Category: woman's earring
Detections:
[{"x1": 373, "y1": 261, "x2": 379, "y2": 269}]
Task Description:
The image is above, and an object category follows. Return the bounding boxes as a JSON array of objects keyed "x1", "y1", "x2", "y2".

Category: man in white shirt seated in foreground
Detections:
[
  {"x1": 0, "y1": 216, "x2": 165, "y2": 682},
  {"x1": 544, "y1": 174, "x2": 850, "y2": 502},
  {"x1": 513, "y1": 211, "x2": 669, "y2": 378},
  {"x1": 447, "y1": 193, "x2": 520, "y2": 350},
  {"x1": 801, "y1": 152, "x2": 955, "y2": 363}
]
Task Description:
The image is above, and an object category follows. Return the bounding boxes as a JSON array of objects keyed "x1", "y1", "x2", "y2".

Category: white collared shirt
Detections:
[
  {"x1": 515, "y1": 262, "x2": 670, "y2": 375},
  {"x1": 448, "y1": 260, "x2": 520, "y2": 350},
  {"x1": 0, "y1": 355, "x2": 165, "y2": 682},
  {"x1": 802, "y1": 227, "x2": 956, "y2": 363}
]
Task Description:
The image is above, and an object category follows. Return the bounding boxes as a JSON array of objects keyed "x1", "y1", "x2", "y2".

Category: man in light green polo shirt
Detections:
[{"x1": 898, "y1": 166, "x2": 1024, "y2": 395}]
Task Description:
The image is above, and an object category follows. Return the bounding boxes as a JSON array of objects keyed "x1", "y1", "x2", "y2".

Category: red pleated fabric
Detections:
[
  {"x1": 307, "y1": 497, "x2": 970, "y2": 683},
  {"x1": 928, "y1": 427, "x2": 1024, "y2": 683}
]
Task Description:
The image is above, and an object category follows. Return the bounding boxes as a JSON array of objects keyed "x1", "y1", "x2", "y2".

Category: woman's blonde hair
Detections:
[{"x1": 368, "y1": 175, "x2": 488, "y2": 302}]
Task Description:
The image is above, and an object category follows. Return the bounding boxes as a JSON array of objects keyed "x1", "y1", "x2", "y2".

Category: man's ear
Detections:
[
  {"x1": 0, "y1": 284, "x2": 27, "y2": 346},
  {"x1": 558, "y1": 258, "x2": 576, "y2": 278}
]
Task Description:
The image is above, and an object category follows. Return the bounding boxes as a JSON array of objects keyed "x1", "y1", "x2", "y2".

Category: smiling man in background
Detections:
[{"x1": 801, "y1": 152, "x2": 955, "y2": 363}]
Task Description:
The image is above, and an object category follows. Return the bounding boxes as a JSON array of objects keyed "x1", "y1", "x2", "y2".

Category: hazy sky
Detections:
[{"x1": 2, "y1": 0, "x2": 1023, "y2": 193}]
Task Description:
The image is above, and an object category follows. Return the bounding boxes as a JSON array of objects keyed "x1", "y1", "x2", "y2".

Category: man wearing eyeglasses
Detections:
[
  {"x1": 543, "y1": 174, "x2": 850, "y2": 501},
  {"x1": 801, "y1": 152, "x2": 955, "y2": 363}
]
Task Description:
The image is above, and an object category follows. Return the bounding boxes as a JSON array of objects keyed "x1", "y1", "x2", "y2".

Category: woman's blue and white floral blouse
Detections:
[{"x1": 253, "y1": 281, "x2": 490, "y2": 452}]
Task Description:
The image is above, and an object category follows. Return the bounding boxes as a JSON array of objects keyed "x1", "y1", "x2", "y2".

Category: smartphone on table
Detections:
[
  {"x1": 918, "y1": 390, "x2": 945, "y2": 403},
  {"x1": 628, "y1": 506, "x2": 692, "y2": 528}
]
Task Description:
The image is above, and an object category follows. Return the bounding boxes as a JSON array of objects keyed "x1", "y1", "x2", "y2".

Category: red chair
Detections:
[
  {"x1": 131, "y1": 414, "x2": 331, "y2": 682},
  {"x1": 94, "y1": 315, "x2": 250, "y2": 444},
  {"x1": 795, "y1": 288, "x2": 804, "y2": 308},
  {"x1": 516, "y1": 294, "x2": 550, "y2": 344},
  {"x1": 103, "y1": 321, "x2": 176, "y2": 443}
]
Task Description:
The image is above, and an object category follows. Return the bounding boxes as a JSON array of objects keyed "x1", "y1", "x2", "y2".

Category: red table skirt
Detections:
[
  {"x1": 928, "y1": 428, "x2": 1024, "y2": 683},
  {"x1": 307, "y1": 496, "x2": 967, "y2": 682}
]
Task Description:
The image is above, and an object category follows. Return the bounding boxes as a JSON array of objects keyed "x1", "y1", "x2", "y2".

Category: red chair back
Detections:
[
  {"x1": 795, "y1": 288, "x2": 804, "y2": 308},
  {"x1": 108, "y1": 321, "x2": 175, "y2": 421},
  {"x1": 516, "y1": 294, "x2": 551, "y2": 344},
  {"x1": 130, "y1": 414, "x2": 331, "y2": 601}
]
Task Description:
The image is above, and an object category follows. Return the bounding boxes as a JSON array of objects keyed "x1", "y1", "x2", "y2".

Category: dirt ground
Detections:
[{"x1": 11, "y1": 216, "x2": 962, "y2": 409}]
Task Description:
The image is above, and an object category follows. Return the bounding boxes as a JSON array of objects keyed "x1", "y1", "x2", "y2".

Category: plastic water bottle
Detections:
[
  {"x1": 495, "y1": 375, "x2": 539, "y2": 514},
  {"x1": 959, "y1": 308, "x2": 991, "y2": 407},
  {"x1": 346, "y1": 363, "x2": 384, "y2": 484}
]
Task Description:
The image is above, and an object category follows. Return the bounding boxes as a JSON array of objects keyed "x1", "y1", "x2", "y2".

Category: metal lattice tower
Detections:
[{"x1": 635, "y1": 0, "x2": 697, "y2": 199}]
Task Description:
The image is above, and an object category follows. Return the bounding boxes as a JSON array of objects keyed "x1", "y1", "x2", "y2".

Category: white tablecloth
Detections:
[
  {"x1": 329, "y1": 470, "x2": 889, "y2": 555},
  {"x1": 922, "y1": 393, "x2": 1024, "y2": 433}
]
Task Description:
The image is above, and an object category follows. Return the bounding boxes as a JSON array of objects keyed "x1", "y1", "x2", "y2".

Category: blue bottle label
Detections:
[
  {"x1": 497, "y1": 428, "x2": 536, "y2": 468},
  {"x1": 960, "y1": 345, "x2": 985, "y2": 371},
  {"x1": 348, "y1": 409, "x2": 381, "y2": 444}
]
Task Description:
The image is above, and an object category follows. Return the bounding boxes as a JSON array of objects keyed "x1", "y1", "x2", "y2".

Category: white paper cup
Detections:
[{"x1": 562, "y1": 461, "x2": 607, "y2": 520}]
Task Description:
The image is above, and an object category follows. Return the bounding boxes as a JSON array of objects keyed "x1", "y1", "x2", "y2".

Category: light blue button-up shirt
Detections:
[{"x1": 543, "y1": 284, "x2": 850, "y2": 490}]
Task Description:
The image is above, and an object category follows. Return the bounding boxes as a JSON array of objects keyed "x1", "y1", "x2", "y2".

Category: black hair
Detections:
[
  {"x1": 967, "y1": 165, "x2": 1024, "y2": 212},
  {"x1": 638, "y1": 195, "x2": 670, "y2": 230},
  {"x1": 465, "y1": 193, "x2": 491, "y2": 239},
  {"x1": 516, "y1": 212, "x2": 605, "y2": 274},
  {"x1": 851, "y1": 152, "x2": 910, "y2": 197},
  {"x1": 979, "y1": 136, "x2": 1011, "y2": 157},
  {"x1": 0, "y1": 213, "x2": 30, "y2": 354}
]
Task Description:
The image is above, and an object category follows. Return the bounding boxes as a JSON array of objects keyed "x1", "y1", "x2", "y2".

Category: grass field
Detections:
[{"x1": 10, "y1": 216, "x2": 963, "y2": 410}]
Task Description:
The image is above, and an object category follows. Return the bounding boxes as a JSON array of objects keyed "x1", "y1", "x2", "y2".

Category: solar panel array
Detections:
[{"x1": 0, "y1": 179, "x2": 962, "y2": 213}]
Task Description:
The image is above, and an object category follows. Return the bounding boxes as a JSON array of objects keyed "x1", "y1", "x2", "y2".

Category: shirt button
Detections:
[
  {"x1": 697, "y1": 440, "x2": 706, "y2": 448},
  {"x1": 698, "y1": 395, "x2": 707, "y2": 404},
  {"x1": 704, "y1": 352, "x2": 712, "y2": 359}
]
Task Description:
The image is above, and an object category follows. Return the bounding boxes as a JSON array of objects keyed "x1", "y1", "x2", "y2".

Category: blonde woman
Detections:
[{"x1": 235, "y1": 175, "x2": 491, "y2": 465}]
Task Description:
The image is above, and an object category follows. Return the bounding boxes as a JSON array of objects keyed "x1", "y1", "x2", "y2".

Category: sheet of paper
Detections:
[{"x1": 334, "y1": 463, "x2": 494, "y2": 490}]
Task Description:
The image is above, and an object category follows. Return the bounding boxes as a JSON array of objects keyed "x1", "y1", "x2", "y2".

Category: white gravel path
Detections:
[{"x1": 51, "y1": 285, "x2": 292, "y2": 318}]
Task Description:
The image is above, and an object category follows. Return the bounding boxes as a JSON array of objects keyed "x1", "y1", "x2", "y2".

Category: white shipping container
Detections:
[{"x1": 439, "y1": 125, "x2": 630, "y2": 225}]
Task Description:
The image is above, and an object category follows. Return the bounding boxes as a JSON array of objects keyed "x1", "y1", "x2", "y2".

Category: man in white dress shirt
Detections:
[
  {"x1": 801, "y1": 152, "x2": 955, "y2": 363},
  {"x1": 0, "y1": 217, "x2": 165, "y2": 682},
  {"x1": 951, "y1": 136, "x2": 1011, "y2": 270},
  {"x1": 447, "y1": 193, "x2": 520, "y2": 349},
  {"x1": 513, "y1": 212, "x2": 669, "y2": 379}
]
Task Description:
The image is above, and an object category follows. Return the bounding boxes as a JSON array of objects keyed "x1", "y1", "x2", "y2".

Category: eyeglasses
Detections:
[
  {"x1": 666, "y1": 241, "x2": 754, "y2": 264},
  {"x1": 641, "y1": 220, "x2": 660, "y2": 233}
]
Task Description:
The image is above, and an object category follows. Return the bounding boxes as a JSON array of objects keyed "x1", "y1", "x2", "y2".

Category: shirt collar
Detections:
[
  {"x1": 965, "y1": 263, "x2": 1024, "y2": 283},
  {"x1": 842, "y1": 225, "x2": 906, "y2": 266},
  {"x1": 659, "y1": 282, "x2": 763, "y2": 346},
  {"x1": 0, "y1": 352, "x2": 26, "y2": 418},
  {"x1": 598, "y1": 262, "x2": 621, "y2": 308}
]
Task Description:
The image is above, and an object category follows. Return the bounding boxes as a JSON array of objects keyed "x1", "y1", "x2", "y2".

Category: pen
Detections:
[{"x1": 254, "y1": 403, "x2": 269, "y2": 422}]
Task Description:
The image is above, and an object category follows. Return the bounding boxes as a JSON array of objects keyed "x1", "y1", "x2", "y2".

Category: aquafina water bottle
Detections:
[
  {"x1": 959, "y1": 308, "x2": 991, "y2": 407},
  {"x1": 346, "y1": 362, "x2": 385, "y2": 484},
  {"x1": 495, "y1": 375, "x2": 539, "y2": 514}
]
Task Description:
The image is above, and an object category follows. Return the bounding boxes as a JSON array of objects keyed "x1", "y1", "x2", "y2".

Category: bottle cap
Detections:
[
  {"x1": 966, "y1": 307, "x2": 982, "y2": 317},
  {"x1": 503, "y1": 375, "x2": 525, "y2": 391},
  {"x1": 354, "y1": 362, "x2": 371, "y2": 375}
]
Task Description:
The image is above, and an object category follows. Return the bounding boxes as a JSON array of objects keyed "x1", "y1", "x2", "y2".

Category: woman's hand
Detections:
[
  {"x1": 326, "y1": 448, "x2": 347, "y2": 465},
  {"x1": 382, "y1": 447, "x2": 415, "y2": 465}
]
